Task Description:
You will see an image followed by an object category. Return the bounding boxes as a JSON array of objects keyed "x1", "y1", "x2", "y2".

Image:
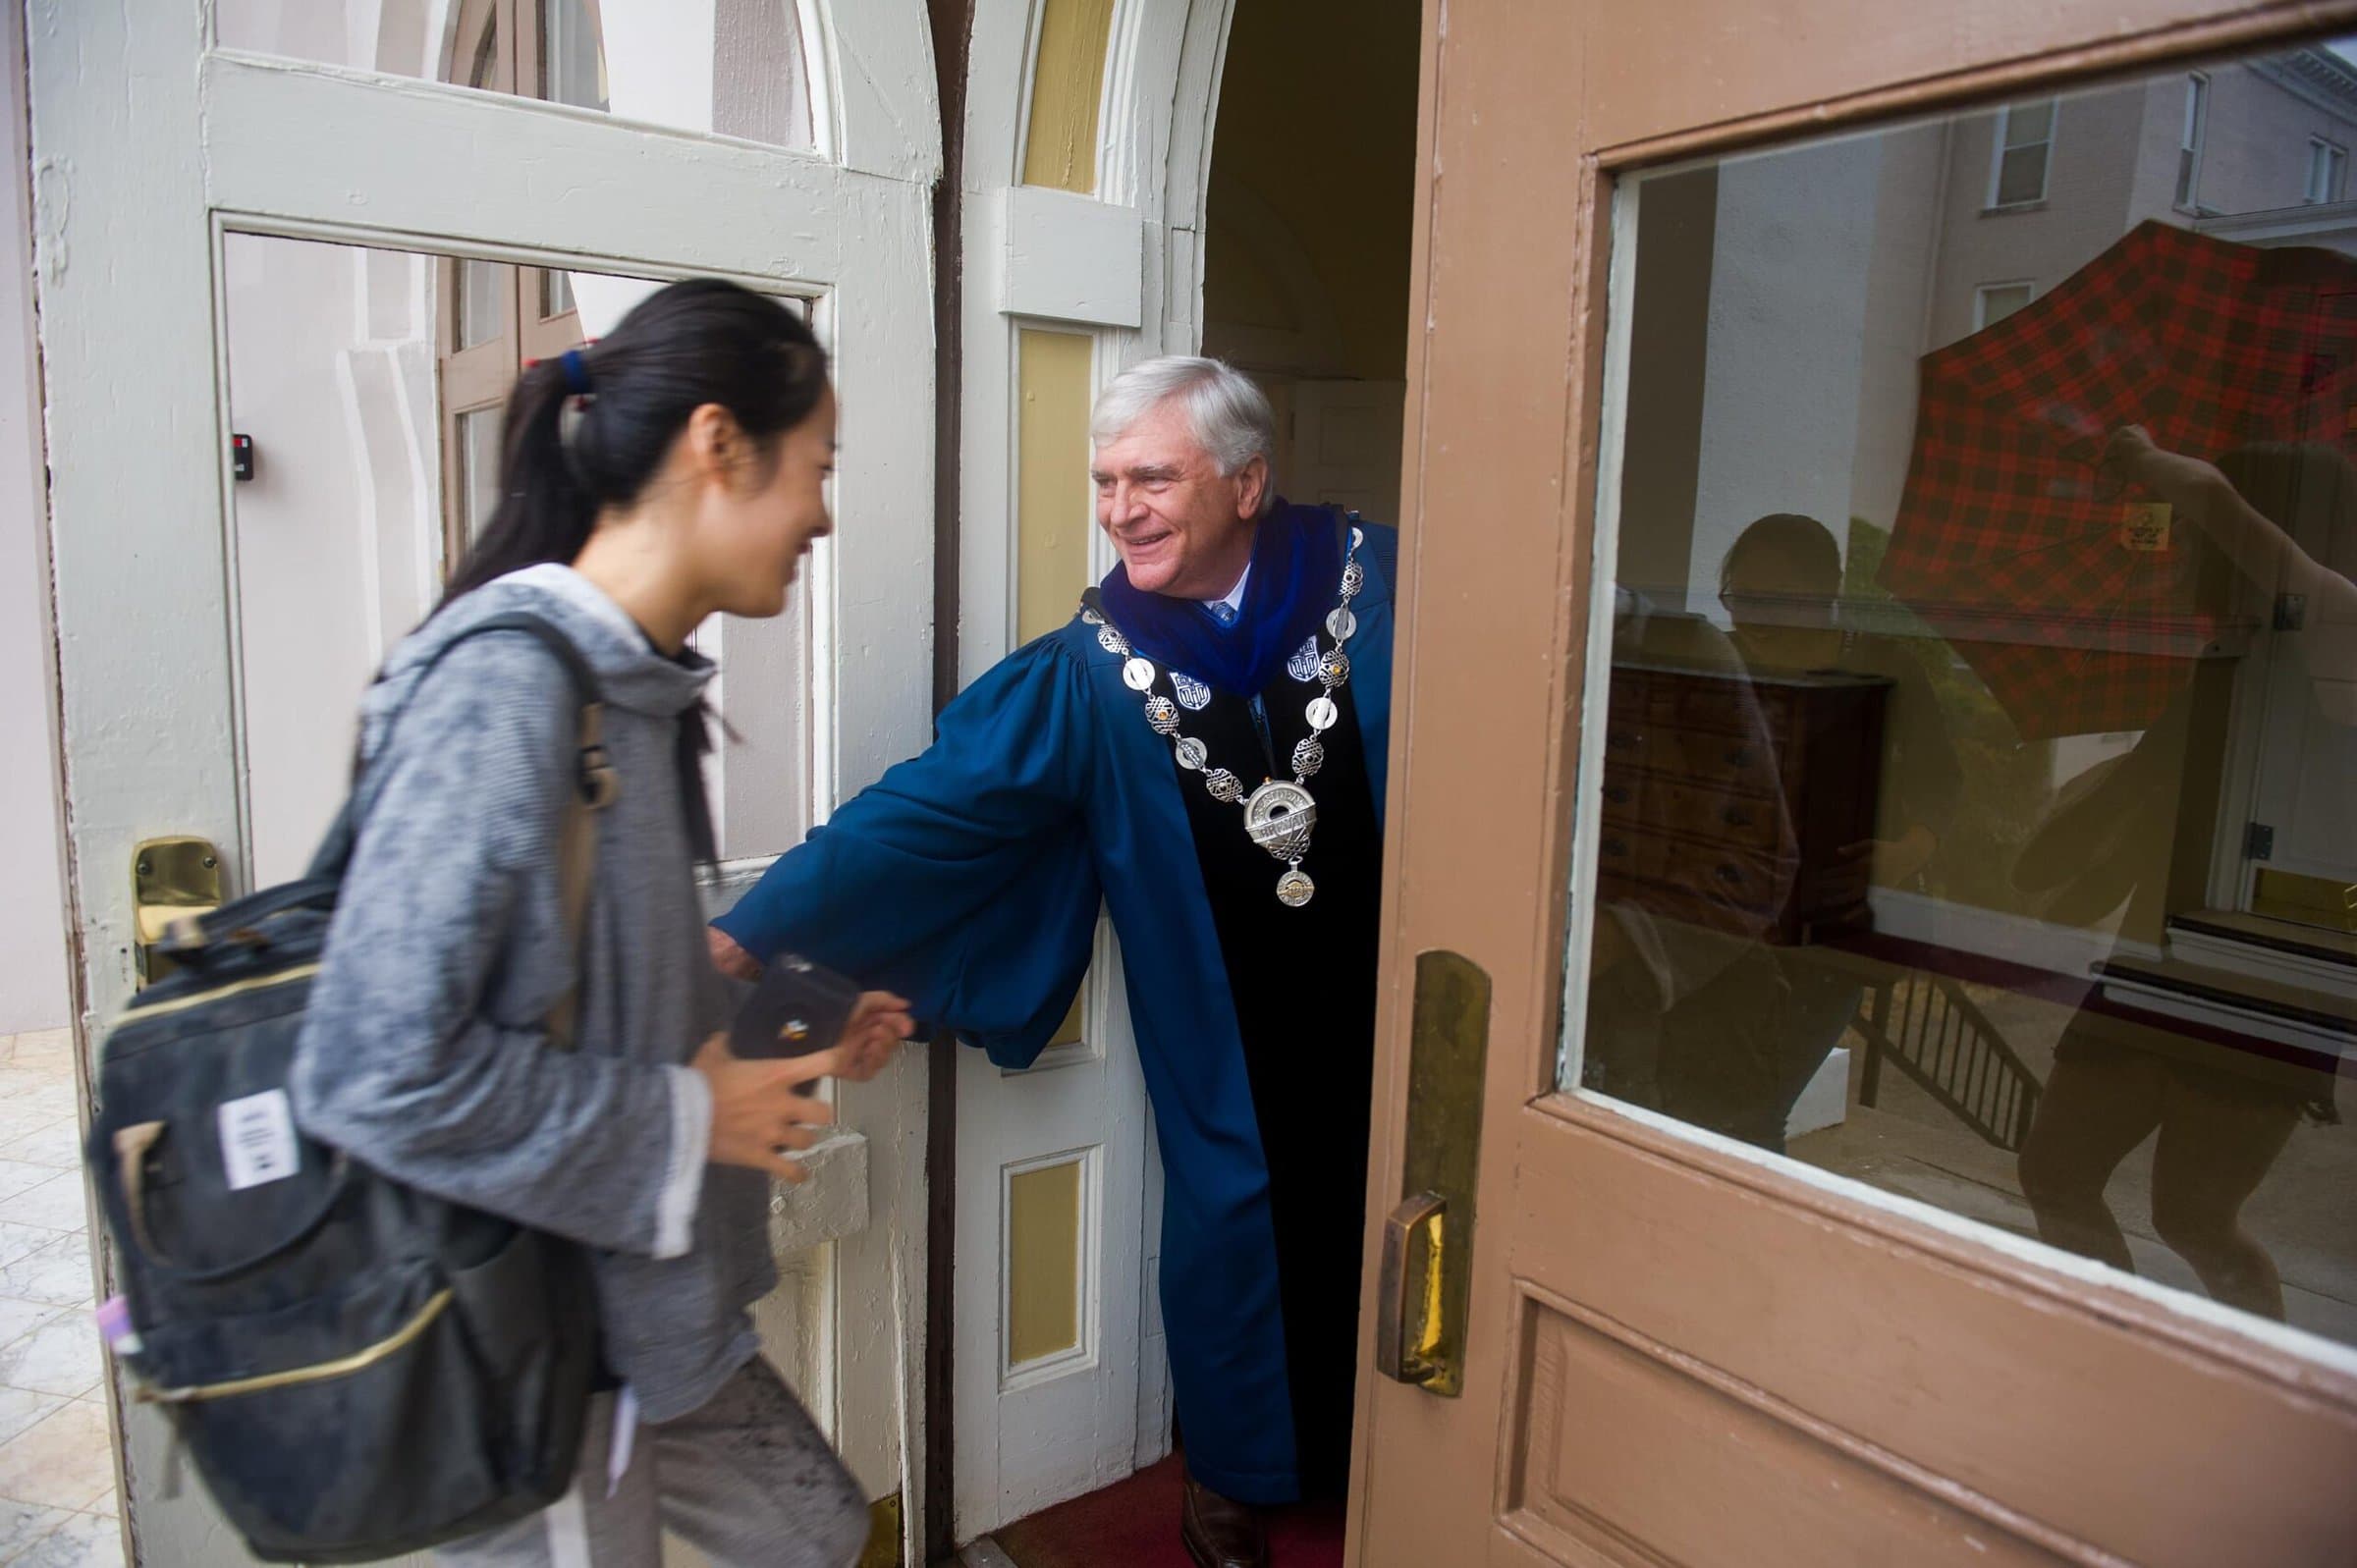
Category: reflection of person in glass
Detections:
[
  {"x1": 1583, "y1": 582, "x2": 1797, "y2": 1148},
  {"x1": 2015, "y1": 431, "x2": 2350, "y2": 1321},
  {"x1": 1718, "y1": 516, "x2": 1960, "y2": 1145}
]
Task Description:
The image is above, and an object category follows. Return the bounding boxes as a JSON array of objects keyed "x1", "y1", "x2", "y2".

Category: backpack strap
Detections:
[{"x1": 309, "y1": 611, "x2": 616, "y2": 1050}]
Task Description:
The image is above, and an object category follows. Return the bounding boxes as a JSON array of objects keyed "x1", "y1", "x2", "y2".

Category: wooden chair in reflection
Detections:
[{"x1": 1854, "y1": 968, "x2": 2044, "y2": 1152}]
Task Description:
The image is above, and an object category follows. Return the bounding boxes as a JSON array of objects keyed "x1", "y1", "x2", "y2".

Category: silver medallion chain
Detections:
[{"x1": 1087, "y1": 526, "x2": 1365, "y2": 908}]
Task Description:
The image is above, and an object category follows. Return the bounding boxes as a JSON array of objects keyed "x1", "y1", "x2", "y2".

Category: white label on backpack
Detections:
[{"x1": 217, "y1": 1090, "x2": 301, "y2": 1192}]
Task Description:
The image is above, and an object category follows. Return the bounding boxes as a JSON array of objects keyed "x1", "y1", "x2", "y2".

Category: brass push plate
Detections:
[{"x1": 1376, "y1": 949, "x2": 1491, "y2": 1396}]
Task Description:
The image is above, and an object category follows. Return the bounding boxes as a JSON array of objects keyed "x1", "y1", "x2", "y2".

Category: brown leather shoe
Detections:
[{"x1": 1180, "y1": 1471, "x2": 1268, "y2": 1568}]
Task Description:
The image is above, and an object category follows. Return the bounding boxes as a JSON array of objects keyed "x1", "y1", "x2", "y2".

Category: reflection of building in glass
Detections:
[
  {"x1": 1603, "y1": 44, "x2": 2357, "y2": 1348},
  {"x1": 1625, "y1": 46, "x2": 2357, "y2": 628}
]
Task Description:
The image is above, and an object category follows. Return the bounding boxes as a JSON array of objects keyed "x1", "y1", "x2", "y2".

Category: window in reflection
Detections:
[
  {"x1": 217, "y1": 0, "x2": 819, "y2": 154},
  {"x1": 1581, "y1": 40, "x2": 2357, "y2": 1349}
]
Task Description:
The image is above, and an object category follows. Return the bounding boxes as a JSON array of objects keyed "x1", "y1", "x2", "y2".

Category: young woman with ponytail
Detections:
[{"x1": 290, "y1": 279, "x2": 913, "y2": 1567}]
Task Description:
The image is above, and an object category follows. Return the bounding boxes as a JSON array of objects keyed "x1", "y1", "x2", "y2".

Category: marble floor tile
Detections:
[
  {"x1": 0, "y1": 1308, "x2": 56, "y2": 1359},
  {"x1": 0, "y1": 1181, "x2": 86, "y2": 1240},
  {"x1": 0, "y1": 1234, "x2": 55, "y2": 1280},
  {"x1": 0, "y1": 1318, "x2": 100, "y2": 1400},
  {"x1": 10, "y1": 1510, "x2": 122, "y2": 1568},
  {"x1": 0, "y1": 1392, "x2": 65, "y2": 1454},
  {"x1": 0, "y1": 1244, "x2": 90, "y2": 1312},
  {"x1": 0, "y1": 1171, "x2": 57, "y2": 1211},
  {"x1": 0, "y1": 1497, "x2": 75, "y2": 1561},
  {"x1": 0, "y1": 1128, "x2": 79, "y2": 1176},
  {"x1": 0, "y1": 1404, "x2": 113, "y2": 1512}
]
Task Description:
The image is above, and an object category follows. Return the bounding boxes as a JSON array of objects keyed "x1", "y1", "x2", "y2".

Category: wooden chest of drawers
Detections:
[{"x1": 1598, "y1": 660, "x2": 1891, "y2": 946}]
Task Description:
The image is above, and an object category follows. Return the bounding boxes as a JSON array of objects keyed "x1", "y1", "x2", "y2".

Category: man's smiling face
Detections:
[{"x1": 1091, "y1": 398, "x2": 1267, "y2": 599}]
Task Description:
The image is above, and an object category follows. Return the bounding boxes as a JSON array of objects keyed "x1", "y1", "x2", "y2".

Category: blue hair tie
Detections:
[{"x1": 559, "y1": 348, "x2": 593, "y2": 397}]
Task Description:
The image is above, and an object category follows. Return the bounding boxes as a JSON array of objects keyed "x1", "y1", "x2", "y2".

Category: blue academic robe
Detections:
[{"x1": 715, "y1": 524, "x2": 1396, "y2": 1505}]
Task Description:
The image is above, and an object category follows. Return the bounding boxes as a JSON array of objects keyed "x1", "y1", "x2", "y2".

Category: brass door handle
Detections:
[{"x1": 1376, "y1": 1192, "x2": 1448, "y2": 1389}]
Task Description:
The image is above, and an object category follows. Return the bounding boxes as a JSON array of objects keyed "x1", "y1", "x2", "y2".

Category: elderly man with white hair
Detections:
[{"x1": 714, "y1": 355, "x2": 1398, "y2": 1567}]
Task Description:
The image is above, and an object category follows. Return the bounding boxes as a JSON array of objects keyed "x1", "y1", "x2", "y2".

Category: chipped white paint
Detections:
[
  {"x1": 30, "y1": 5, "x2": 940, "y2": 1564},
  {"x1": 769, "y1": 1131, "x2": 874, "y2": 1255}
]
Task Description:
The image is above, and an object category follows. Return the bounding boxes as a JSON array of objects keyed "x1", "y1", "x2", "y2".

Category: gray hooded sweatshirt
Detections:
[{"x1": 292, "y1": 565, "x2": 769, "y2": 1423}]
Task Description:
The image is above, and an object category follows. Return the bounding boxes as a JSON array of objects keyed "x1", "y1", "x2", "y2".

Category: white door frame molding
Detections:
[
  {"x1": 948, "y1": 0, "x2": 1239, "y2": 1541},
  {"x1": 29, "y1": 4, "x2": 939, "y2": 1561}
]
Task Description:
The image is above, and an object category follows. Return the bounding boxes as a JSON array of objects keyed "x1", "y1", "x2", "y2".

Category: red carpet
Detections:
[{"x1": 991, "y1": 1456, "x2": 1344, "y2": 1568}]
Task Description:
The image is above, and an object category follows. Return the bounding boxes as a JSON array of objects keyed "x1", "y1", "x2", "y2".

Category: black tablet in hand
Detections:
[{"x1": 730, "y1": 952, "x2": 862, "y2": 1059}]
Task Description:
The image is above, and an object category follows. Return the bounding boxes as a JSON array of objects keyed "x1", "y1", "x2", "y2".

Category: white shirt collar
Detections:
[{"x1": 1202, "y1": 562, "x2": 1250, "y2": 618}]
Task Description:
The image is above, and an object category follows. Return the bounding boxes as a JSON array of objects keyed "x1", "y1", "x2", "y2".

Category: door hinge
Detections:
[
  {"x1": 2246, "y1": 822, "x2": 2276, "y2": 861},
  {"x1": 2274, "y1": 593, "x2": 2307, "y2": 631}
]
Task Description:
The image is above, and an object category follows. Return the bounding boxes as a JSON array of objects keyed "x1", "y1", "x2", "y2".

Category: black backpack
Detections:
[{"x1": 86, "y1": 612, "x2": 614, "y2": 1562}]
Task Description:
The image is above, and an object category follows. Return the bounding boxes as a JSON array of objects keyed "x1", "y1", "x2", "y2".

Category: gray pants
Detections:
[{"x1": 438, "y1": 1359, "x2": 870, "y2": 1568}]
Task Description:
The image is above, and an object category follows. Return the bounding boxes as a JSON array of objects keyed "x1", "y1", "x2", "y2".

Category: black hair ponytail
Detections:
[
  {"x1": 434, "y1": 279, "x2": 826, "y2": 862},
  {"x1": 442, "y1": 277, "x2": 829, "y2": 605}
]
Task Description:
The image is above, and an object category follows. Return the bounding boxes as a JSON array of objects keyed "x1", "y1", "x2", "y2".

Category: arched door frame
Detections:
[
  {"x1": 945, "y1": 0, "x2": 1240, "y2": 1543},
  {"x1": 957, "y1": 0, "x2": 1237, "y2": 679}
]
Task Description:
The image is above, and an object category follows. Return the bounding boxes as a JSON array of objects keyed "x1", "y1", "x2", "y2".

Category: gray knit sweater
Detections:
[{"x1": 291, "y1": 565, "x2": 769, "y2": 1423}]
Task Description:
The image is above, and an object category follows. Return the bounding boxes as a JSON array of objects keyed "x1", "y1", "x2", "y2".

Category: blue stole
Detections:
[{"x1": 1097, "y1": 502, "x2": 1343, "y2": 697}]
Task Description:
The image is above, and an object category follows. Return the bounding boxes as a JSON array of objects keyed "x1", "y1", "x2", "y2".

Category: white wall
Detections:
[
  {"x1": 0, "y1": 13, "x2": 72, "y2": 1034},
  {"x1": 1688, "y1": 135, "x2": 1885, "y2": 609}
]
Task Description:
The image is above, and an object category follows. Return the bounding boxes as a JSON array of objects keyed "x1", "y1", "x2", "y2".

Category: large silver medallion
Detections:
[{"x1": 1243, "y1": 780, "x2": 1317, "y2": 864}]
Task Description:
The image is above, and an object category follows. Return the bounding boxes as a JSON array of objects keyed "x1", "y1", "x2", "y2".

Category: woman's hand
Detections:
[
  {"x1": 2095, "y1": 423, "x2": 2222, "y2": 511},
  {"x1": 836, "y1": 992, "x2": 918, "y2": 1082},
  {"x1": 690, "y1": 1033, "x2": 849, "y2": 1183},
  {"x1": 708, "y1": 926, "x2": 762, "y2": 981}
]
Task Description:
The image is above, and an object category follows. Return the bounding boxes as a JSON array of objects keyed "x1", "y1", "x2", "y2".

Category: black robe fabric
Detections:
[{"x1": 1164, "y1": 666, "x2": 1382, "y2": 1497}]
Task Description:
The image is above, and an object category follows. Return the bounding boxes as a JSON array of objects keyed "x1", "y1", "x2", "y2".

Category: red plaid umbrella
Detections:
[{"x1": 1880, "y1": 220, "x2": 2357, "y2": 739}]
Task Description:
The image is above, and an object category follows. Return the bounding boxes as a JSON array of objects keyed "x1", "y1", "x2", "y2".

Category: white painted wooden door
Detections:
[
  {"x1": 941, "y1": 0, "x2": 1236, "y2": 1536},
  {"x1": 27, "y1": 3, "x2": 940, "y2": 1562},
  {"x1": 1282, "y1": 377, "x2": 1406, "y2": 518}
]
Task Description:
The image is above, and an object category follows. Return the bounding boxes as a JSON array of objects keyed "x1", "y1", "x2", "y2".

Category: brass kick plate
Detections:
[
  {"x1": 1376, "y1": 949, "x2": 1490, "y2": 1396},
  {"x1": 133, "y1": 836, "x2": 223, "y2": 988}
]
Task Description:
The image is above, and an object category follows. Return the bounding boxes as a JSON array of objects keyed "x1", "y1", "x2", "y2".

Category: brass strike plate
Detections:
[
  {"x1": 856, "y1": 1490, "x2": 903, "y2": 1568},
  {"x1": 132, "y1": 836, "x2": 223, "y2": 988}
]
